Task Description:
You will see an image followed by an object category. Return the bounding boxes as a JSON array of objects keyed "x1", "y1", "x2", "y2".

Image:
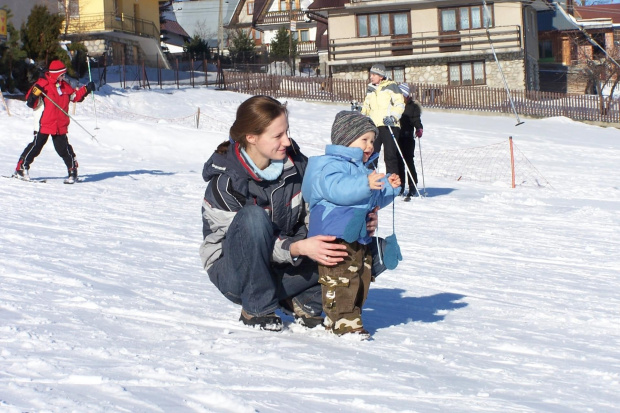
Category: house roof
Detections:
[
  {"x1": 161, "y1": 20, "x2": 190, "y2": 39},
  {"x1": 574, "y1": 4, "x2": 620, "y2": 25},
  {"x1": 307, "y1": 0, "x2": 347, "y2": 10}
]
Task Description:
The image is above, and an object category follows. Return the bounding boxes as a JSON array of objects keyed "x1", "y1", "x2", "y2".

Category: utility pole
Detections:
[
  {"x1": 218, "y1": 0, "x2": 224, "y2": 52},
  {"x1": 289, "y1": 0, "x2": 295, "y2": 76}
]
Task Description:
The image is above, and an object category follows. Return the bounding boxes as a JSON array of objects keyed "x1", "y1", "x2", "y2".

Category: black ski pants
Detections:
[
  {"x1": 19, "y1": 132, "x2": 77, "y2": 171},
  {"x1": 397, "y1": 131, "x2": 418, "y2": 191},
  {"x1": 371, "y1": 126, "x2": 400, "y2": 174}
]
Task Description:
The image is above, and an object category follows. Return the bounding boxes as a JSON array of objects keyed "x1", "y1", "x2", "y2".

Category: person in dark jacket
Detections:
[
  {"x1": 200, "y1": 95, "x2": 386, "y2": 332},
  {"x1": 13, "y1": 60, "x2": 95, "y2": 183},
  {"x1": 397, "y1": 83, "x2": 424, "y2": 197}
]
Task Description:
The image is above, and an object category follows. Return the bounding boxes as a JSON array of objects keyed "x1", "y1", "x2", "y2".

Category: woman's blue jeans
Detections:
[{"x1": 208, "y1": 205, "x2": 387, "y2": 317}]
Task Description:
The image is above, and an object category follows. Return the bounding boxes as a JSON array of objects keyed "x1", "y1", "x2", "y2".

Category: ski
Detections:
[{"x1": 3, "y1": 175, "x2": 47, "y2": 183}]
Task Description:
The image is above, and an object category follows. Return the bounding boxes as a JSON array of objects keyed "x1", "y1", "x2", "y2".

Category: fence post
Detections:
[
  {"x1": 191, "y1": 57, "x2": 195, "y2": 88},
  {"x1": 158, "y1": 54, "x2": 162, "y2": 89},
  {"x1": 175, "y1": 58, "x2": 179, "y2": 89},
  {"x1": 509, "y1": 136, "x2": 515, "y2": 189},
  {"x1": 203, "y1": 54, "x2": 208, "y2": 87}
]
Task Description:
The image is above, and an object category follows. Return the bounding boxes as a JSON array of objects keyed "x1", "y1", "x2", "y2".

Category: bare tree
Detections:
[{"x1": 570, "y1": 31, "x2": 620, "y2": 115}]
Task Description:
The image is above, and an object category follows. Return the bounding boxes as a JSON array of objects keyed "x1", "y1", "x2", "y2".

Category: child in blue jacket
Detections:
[{"x1": 302, "y1": 110, "x2": 401, "y2": 337}]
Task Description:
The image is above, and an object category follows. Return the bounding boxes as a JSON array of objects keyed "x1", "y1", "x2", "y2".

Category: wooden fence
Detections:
[{"x1": 223, "y1": 72, "x2": 620, "y2": 124}]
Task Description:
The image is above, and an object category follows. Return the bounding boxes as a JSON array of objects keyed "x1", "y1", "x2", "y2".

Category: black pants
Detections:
[
  {"x1": 397, "y1": 133, "x2": 418, "y2": 191},
  {"x1": 371, "y1": 126, "x2": 400, "y2": 174},
  {"x1": 20, "y1": 132, "x2": 77, "y2": 171}
]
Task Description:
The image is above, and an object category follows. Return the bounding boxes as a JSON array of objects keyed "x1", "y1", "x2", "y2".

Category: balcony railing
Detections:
[
  {"x1": 329, "y1": 25, "x2": 522, "y2": 62},
  {"x1": 259, "y1": 10, "x2": 307, "y2": 25},
  {"x1": 63, "y1": 13, "x2": 159, "y2": 39},
  {"x1": 264, "y1": 41, "x2": 317, "y2": 56}
]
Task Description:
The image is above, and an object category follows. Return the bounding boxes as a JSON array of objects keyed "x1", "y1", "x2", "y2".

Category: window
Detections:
[
  {"x1": 449, "y1": 61, "x2": 485, "y2": 85},
  {"x1": 247, "y1": 2, "x2": 254, "y2": 15},
  {"x1": 539, "y1": 40, "x2": 553, "y2": 62},
  {"x1": 391, "y1": 67, "x2": 405, "y2": 83},
  {"x1": 357, "y1": 12, "x2": 409, "y2": 38},
  {"x1": 58, "y1": 0, "x2": 79, "y2": 18},
  {"x1": 113, "y1": 0, "x2": 122, "y2": 19},
  {"x1": 280, "y1": 1, "x2": 299, "y2": 11},
  {"x1": 441, "y1": 4, "x2": 492, "y2": 32},
  {"x1": 292, "y1": 29, "x2": 309, "y2": 42}
]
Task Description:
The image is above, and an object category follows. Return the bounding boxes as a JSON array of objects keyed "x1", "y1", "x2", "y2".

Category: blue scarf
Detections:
[{"x1": 240, "y1": 148, "x2": 284, "y2": 181}]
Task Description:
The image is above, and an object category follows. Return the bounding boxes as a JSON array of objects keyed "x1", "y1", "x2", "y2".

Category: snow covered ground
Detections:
[{"x1": 1, "y1": 84, "x2": 619, "y2": 412}]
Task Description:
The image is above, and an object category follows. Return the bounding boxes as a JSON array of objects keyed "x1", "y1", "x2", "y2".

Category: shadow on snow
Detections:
[
  {"x1": 364, "y1": 289, "x2": 468, "y2": 333},
  {"x1": 417, "y1": 187, "x2": 457, "y2": 197},
  {"x1": 43, "y1": 169, "x2": 175, "y2": 182}
]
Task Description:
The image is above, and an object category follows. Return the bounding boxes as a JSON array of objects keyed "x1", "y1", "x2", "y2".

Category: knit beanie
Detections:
[
  {"x1": 398, "y1": 83, "x2": 410, "y2": 97},
  {"x1": 48, "y1": 60, "x2": 67, "y2": 80},
  {"x1": 369, "y1": 63, "x2": 386, "y2": 78},
  {"x1": 331, "y1": 111, "x2": 378, "y2": 147}
]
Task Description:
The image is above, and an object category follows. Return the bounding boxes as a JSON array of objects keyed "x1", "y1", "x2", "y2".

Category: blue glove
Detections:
[{"x1": 383, "y1": 116, "x2": 397, "y2": 127}]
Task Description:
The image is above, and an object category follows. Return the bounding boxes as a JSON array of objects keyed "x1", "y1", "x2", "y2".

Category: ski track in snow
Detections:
[{"x1": 1, "y1": 86, "x2": 619, "y2": 412}]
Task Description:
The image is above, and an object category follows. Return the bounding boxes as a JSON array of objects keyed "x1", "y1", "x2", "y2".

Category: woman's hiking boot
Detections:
[{"x1": 239, "y1": 309, "x2": 282, "y2": 331}]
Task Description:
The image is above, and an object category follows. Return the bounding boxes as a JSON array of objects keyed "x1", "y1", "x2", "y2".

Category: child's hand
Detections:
[
  {"x1": 388, "y1": 173, "x2": 401, "y2": 188},
  {"x1": 368, "y1": 171, "x2": 385, "y2": 190}
]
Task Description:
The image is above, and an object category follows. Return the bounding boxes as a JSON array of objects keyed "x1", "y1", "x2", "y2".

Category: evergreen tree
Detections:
[
  {"x1": 0, "y1": 7, "x2": 28, "y2": 92},
  {"x1": 184, "y1": 35, "x2": 209, "y2": 60},
  {"x1": 21, "y1": 5, "x2": 65, "y2": 65},
  {"x1": 270, "y1": 26, "x2": 297, "y2": 61},
  {"x1": 69, "y1": 42, "x2": 88, "y2": 79},
  {"x1": 228, "y1": 29, "x2": 256, "y2": 63}
]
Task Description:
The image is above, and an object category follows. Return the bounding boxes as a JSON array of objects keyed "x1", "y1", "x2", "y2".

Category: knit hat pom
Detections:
[
  {"x1": 331, "y1": 111, "x2": 379, "y2": 147},
  {"x1": 48, "y1": 60, "x2": 67, "y2": 78}
]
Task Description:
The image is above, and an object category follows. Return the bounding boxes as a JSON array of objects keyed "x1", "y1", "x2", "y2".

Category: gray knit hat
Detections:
[
  {"x1": 331, "y1": 111, "x2": 379, "y2": 147},
  {"x1": 369, "y1": 63, "x2": 386, "y2": 78}
]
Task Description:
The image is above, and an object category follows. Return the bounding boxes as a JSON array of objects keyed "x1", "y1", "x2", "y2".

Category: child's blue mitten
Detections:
[{"x1": 383, "y1": 233, "x2": 402, "y2": 270}]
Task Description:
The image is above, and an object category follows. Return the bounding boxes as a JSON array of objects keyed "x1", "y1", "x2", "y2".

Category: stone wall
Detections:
[
  {"x1": 80, "y1": 36, "x2": 142, "y2": 65},
  {"x1": 330, "y1": 52, "x2": 527, "y2": 90}
]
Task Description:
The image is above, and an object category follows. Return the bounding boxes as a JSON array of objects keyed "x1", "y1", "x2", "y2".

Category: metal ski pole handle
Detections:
[
  {"x1": 417, "y1": 136, "x2": 426, "y2": 196},
  {"x1": 86, "y1": 55, "x2": 99, "y2": 129},
  {"x1": 33, "y1": 86, "x2": 98, "y2": 142},
  {"x1": 387, "y1": 125, "x2": 421, "y2": 197}
]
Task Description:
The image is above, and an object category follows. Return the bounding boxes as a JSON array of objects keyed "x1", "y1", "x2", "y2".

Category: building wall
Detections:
[{"x1": 330, "y1": 53, "x2": 526, "y2": 90}]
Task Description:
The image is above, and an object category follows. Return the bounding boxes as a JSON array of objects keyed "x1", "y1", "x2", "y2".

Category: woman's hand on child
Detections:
[
  {"x1": 368, "y1": 171, "x2": 385, "y2": 190},
  {"x1": 388, "y1": 173, "x2": 401, "y2": 188},
  {"x1": 291, "y1": 235, "x2": 347, "y2": 266},
  {"x1": 366, "y1": 206, "x2": 379, "y2": 236}
]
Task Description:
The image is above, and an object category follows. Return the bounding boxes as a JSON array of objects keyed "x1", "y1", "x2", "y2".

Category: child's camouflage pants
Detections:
[{"x1": 319, "y1": 240, "x2": 372, "y2": 335}]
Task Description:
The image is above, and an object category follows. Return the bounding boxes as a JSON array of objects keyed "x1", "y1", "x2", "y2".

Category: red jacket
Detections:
[{"x1": 25, "y1": 73, "x2": 89, "y2": 135}]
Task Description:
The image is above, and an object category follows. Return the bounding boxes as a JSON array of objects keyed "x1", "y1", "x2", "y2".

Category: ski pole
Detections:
[
  {"x1": 386, "y1": 124, "x2": 421, "y2": 197},
  {"x1": 32, "y1": 85, "x2": 98, "y2": 142},
  {"x1": 86, "y1": 55, "x2": 99, "y2": 130},
  {"x1": 417, "y1": 136, "x2": 426, "y2": 196}
]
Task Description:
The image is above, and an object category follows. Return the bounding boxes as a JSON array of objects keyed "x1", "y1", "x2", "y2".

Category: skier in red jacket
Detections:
[{"x1": 13, "y1": 60, "x2": 95, "y2": 183}]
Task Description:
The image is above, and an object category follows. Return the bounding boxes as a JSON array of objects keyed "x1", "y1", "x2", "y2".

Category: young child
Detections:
[
  {"x1": 12, "y1": 60, "x2": 95, "y2": 183},
  {"x1": 302, "y1": 110, "x2": 401, "y2": 337}
]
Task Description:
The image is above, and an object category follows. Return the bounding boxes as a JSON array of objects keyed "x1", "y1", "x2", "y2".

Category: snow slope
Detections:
[{"x1": 1, "y1": 85, "x2": 619, "y2": 412}]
